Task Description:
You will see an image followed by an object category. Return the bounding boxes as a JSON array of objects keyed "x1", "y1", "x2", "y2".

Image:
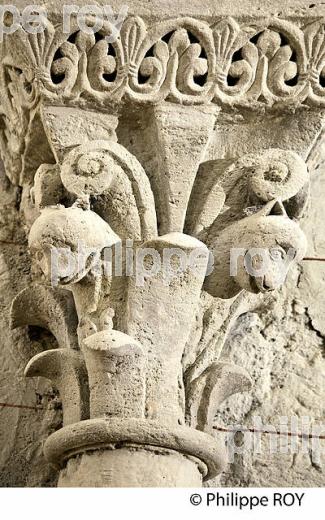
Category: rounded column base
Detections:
[
  {"x1": 45, "y1": 418, "x2": 227, "y2": 487},
  {"x1": 58, "y1": 446, "x2": 202, "y2": 487}
]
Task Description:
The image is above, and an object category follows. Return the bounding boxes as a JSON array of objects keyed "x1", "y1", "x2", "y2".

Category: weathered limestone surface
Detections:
[
  {"x1": 214, "y1": 149, "x2": 325, "y2": 487},
  {"x1": 0, "y1": 0, "x2": 325, "y2": 487}
]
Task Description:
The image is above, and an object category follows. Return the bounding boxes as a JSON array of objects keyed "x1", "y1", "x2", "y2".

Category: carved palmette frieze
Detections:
[
  {"x1": 1, "y1": 15, "x2": 325, "y2": 113},
  {"x1": 0, "y1": 15, "x2": 324, "y2": 186}
]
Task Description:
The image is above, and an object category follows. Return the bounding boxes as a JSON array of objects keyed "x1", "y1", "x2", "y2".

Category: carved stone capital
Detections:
[{"x1": 1, "y1": 1, "x2": 323, "y2": 487}]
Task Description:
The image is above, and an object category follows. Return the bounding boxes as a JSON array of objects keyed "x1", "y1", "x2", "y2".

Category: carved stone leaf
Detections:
[
  {"x1": 137, "y1": 40, "x2": 169, "y2": 91},
  {"x1": 186, "y1": 362, "x2": 252, "y2": 431},
  {"x1": 304, "y1": 21, "x2": 325, "y2": 102},
  {"x1": 25, "y1": 348, "x2": 89, "y2": 425},
  {"x1": 10, "y1": 284, "x2": 79, "y2": 350}
]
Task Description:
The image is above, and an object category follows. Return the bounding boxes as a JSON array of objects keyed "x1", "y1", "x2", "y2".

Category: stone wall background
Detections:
[{"x1": 0, "y1": 137, "x2": 324, "y2": 486}]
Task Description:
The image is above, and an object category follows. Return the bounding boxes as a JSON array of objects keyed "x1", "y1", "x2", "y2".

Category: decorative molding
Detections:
[
  {"x1": 1, "y1": 15, "x2": 324, "y2": 184},
  {"x1": 1, "y1": 16, "x2": 325, "y2": 111}
]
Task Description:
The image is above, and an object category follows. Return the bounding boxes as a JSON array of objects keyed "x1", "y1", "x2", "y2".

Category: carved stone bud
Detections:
[
  {"x1": 125, "y1": 232, "x2": 210, "y2": 426},
  {"x1": 82, "y1": 330, "x2": 146, "y2": 419}
]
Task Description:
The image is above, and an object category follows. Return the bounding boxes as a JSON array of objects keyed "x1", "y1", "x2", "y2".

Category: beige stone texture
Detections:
[{"x1": 0, "y1": 0, "x2": 324, "y2": 488}]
